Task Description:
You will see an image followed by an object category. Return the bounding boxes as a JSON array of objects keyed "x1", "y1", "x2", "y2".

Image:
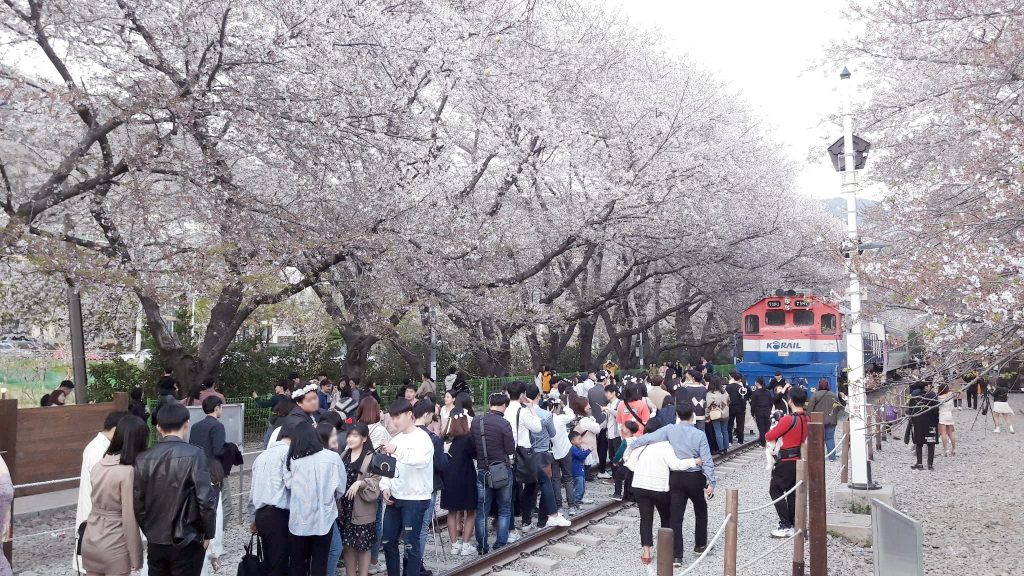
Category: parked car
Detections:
[{"x1": 119, "y1": 348, "x2": 153, "y2": 364}]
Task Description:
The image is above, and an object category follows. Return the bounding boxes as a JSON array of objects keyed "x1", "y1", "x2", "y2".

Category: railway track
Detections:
[{"x1": 441, "y1": 439, "x2": 762, "y2": 576}]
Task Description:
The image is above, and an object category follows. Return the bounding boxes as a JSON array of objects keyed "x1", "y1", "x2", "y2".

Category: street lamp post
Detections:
[{"x1": 829, "y1": 67, "x2": 879, "y2": 490}]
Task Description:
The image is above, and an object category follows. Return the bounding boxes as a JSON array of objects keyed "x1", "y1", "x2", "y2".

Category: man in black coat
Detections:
[
  {"x1": 588, "y1": 370, "x2": 611, "y2": 477},
  {"x1": 725, "y1": 372, "x2": 748, "y2": 444}
]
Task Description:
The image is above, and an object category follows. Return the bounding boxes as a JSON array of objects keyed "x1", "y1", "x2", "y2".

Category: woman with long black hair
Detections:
[
  {"x1": 285, "y1": 422, "x2": 346, "y2": 576},
  {"x1": 340, "y1": 423, "x2": 381, "y2": 576},
  {"x1": 81, "y1": 414, "x2": 148, "y2": 576}
]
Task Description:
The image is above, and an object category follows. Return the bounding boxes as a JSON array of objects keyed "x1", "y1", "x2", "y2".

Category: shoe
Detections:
[
  {"x1": 1011, "y1": 427, "x2": 1016, "y2": 434},
  {"x1": 581, "y1": 498, "x2": 595, "y2": 505},
  {"x1": 927, "y1": 465, "x2": 934, "y2": 471},
  {"x1": 694, "y1": 545, "x2": 708, "y2": 554},
  {"x1": 507, "y1": 529, "x2": 522, "y2": 543},
  {"x1": 611, "y1": 492, "x2": 623, "y2": 499},
  {"x1": 548, "y1": 514, "x2": 572, "y2": 527},
  {"x1": 994, "y1": 427, "x2": 1001, "y2": 433},
  {"x1": 420, "y1": 567, "x2": 433, "y2": 576},
  {"x1": 567, "y1": 507, "x2": 578, "y2": 517},
  {"x1": 673, "y1": 558, "x2": 683, "y2": 568},
  {"x1": 459, "y1": 541, "x2": 476, "y2": 556},
  {"x1": 640, "y1": 552, "x2": 651, "y2": 565},
  {"x1": 597, "y1": 471, "x2": 612, "y2": 479},
  {"x1": 521, "y1": 524, "x2": 537, "y2": 534},
  {"x1": 450, "y1": 540, "x2": 463, "y2": 555},
  {"x1": 910, "y1": 464, "x2": 923, "y2": 470},
  {"x1": 770, "y1": 523, "x2": 792, "y2": 538}
]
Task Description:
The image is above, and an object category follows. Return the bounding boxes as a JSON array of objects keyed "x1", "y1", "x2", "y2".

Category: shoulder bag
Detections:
[
  {"x1": 237, "y1": 533, "x2": 266, "y2": 576},
  {"x1": 368, "y1": 446, "x2": 397, "y2": 478},
  {"x1": 479, "y1": 415, "x2": 510, "y2": 489},
  {"x1": 513, "y1": 407, "x2": 538, "y2": 484}
]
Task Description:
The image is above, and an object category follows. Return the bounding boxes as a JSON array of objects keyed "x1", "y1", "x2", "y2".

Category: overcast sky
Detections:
[{"x1": 610, "y1": 0, "x2": 858, "y2": 200}]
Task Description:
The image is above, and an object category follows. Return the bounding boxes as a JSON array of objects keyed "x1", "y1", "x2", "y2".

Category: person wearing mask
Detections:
[
  {"x1": 471, "y1": 393, "x2": 516, "y2": 553},
  {"x1": 629, "y1": 405, "x2": 716, "y2": 566},
  {"x1": 748, "y1": 377, "x2": 774, "y2": 447},
  {"x1": 248, "y1": 427, "x2": 292, "y2": 576},
  {"x1": 520, "y1": 386, "x2": 571, "y2": 532},
  {"x1": 807, "y1": 379, "x2": 839, "y2": 461},
  {"x1": 706, "y1": 377, "x2": 731, "y2": 455},
  {"x1": 441, "y1": 410, "x2": 479, "y2": 557},
  {"x1": 74, "y1": 411, "x2": 125, "y2": 573},
  {"x1": 587, "y1": 370, "x2": 612, "y2": 479},
  {"x1": 189, "y1": 396, "x2": 227, "y2": 574},
  {"x1": 725, "y1": 372, "x2": 748, "y2": 445},
  {"x1": 134, "y1": 402, "x2": 218, "y2": 576},
  {"x1": 81, "y1": 414, "x2": 147, "y2": 576},
  {"x1": 340, "y1": 423, "x2": 381, "y2": 576},
  {"x1": 503, "y1": 381, "x2": 541, "y2": 541},
  {"x1": 765, "y1": 387, "x2": 809, "y2": 538},
  {"x1": 413, "y1": 400, "x2": 446, "y2": 576},
  {"x1": 624, "y1": 420, "x2": 702, "y2": 567},
  {"x1": 378, "y1": 399, "x2": 434, "y2": 576},
  {"x1": 908, "y1": 382, "x2": 940, "y2": 470},
  {"x1": 567, "y1": 396, "x2": 601, "y2": 504},
  {"x1": 285, "y1": 422, "x2": 346, "y2": 576}
]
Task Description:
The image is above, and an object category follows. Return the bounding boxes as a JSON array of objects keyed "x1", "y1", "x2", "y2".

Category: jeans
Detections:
[
  {"x1": 417, "y1": 492, "x2": 437, "y2": 561},
  {"x1": 370, "y1": 493, "x2": 384, "y2": 564},
  {"x1": 824, "y1": 424, "x2": 837, "y2": 461},
  {"x1": 382, "y1": 498, "x2": 430, "y2": 576},
  {"x1": 573, "y1": 475, "x2": 586, "y2": 503},
  {"x1": 475, "y1": 467, "x2": 513, "y2": 552},
  {"x1": 326, "y1": 521, "x2": 342, "y2": 576},
  {"x1": 712, "y1": 420, "x2": 730, "y2": 452}
]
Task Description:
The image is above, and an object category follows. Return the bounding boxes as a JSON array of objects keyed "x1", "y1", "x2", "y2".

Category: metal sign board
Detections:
[
  {"x1": 185, "y1": 403, "x2": 245, "y2": 445},
  {"x1": 871, "y1": 498, "x2": 923, "y2": 576}
]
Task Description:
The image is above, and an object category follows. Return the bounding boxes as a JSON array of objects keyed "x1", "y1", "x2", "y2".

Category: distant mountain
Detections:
[{"x1": 823, "y1": 197, "x2": 877, "y2": 221}]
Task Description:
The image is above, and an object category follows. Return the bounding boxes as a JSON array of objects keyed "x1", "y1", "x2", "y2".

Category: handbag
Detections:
[
  {"x1": 513, "y1": 408, "x2": 538, "y2": 483},
  {"x1": 368, "y1": 448, "x2": 397, "y2": 478},
  {"x1": 478, "y1": 415, "x2": 510, "y2": 489},
  {"x1": 237, "y1": 534, "x2": 266, "y2": 576}
]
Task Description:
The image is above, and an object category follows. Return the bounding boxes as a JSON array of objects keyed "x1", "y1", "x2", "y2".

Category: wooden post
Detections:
[
  {"x1": 0, "y1": 398, "x2": 18, "y2": 568},
  {"x1": 792, "y1": 460, "x2": 806, "y2": 576},
  {"x1": 724, "y1": 489, "x2": 738, "y2": 576},
  {"x1": 656, "y1": 527, "x2": 674, "y2": 576},
  {"x1": 841, "y1": 420, "x2": 850, "y2": 484},
  {"x1": 807, "y1": 413, "x2": 827, "y2": 576}
]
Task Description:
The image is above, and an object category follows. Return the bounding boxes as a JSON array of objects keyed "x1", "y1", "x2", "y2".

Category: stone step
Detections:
[
  {"x1": 547, "y1": 543, "x2": 584, "y2": 558},
  {"x1": 826, "y1": 511, "x2": 872, "y2": 546},
  {"x1": 522, "y1": 556, "x2": 560, "y2": 572}
]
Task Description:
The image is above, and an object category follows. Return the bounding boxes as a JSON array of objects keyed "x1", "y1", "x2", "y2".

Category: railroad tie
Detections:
[
  {"x1": 570, "y1": 534, "x2": 603, "y2": 547},
  {"x1": 546, "y1": 543, "x2": 584, "y2": 558},
  {"x1": 522, "y1": 556, "x2": 560, "y2": 572}
]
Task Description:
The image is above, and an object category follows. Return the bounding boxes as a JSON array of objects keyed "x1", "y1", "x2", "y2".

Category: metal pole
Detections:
[
  {"x1": 638, "y1": 330, "x2": 645, "y2": 368},
  {"x1": 807, "y1": 413, "x2": 827, "y2": 576},
  {"x1": 792, "y1": 460, "x2": 807, "y2": 576},
  {"x1": 656, "y1": 527, "x2": 674, "y2": 576},
  {"x1": 724, "y1": 489, "x2": 738, "y2": 576},
  {"x1": 429, "y1": 308, "x2": 438, "y2": 381},
  {"x1": 841, "y1": 420, "x2": 850, "y2": 484},
  {"x1": 67, "y1": 279, "x2": 89, "y2": 404},
  {"x1": 840, "y1": 67, "x2": 872, "y2": 490}
]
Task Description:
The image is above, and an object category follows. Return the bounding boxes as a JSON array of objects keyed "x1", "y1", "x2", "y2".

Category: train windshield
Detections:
[
  {"x1": 765, "y1": 310, "x2": 785, "y2": 326},
  {"x1": 821, "y1": 313, "x2": 837, "y2": 334},
  {"x1": 792, "y1": 310, "x2": 814, "y2": 326},
  {"x1": 744, "y1": 314, "x2": 759, "y2": 334}
]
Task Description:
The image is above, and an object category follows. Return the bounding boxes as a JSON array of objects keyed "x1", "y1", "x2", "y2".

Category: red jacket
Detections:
[{"x1": 765, "y1": 412, "x2": 808, "y2": 462}]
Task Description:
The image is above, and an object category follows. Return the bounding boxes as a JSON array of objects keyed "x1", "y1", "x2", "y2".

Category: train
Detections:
[{"x1": 734, "y1": 289, "x2": 913, "y2": 391}]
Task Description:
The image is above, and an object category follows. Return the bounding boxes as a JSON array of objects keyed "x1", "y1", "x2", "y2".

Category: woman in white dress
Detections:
[{"x1": 936, "y1": 384, "x2": 957, "y2": 456}]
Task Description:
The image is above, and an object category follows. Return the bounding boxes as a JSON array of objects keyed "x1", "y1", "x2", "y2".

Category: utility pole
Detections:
[
  {"x1": 838, "y1": 67, "x2": 877, "y2": 490},
  {"x1": 429, "y1": 307, "x2": 438, "y2": 381},
  {"x1": 66, "y1": 279, "x2": 88, "y2": 403}
]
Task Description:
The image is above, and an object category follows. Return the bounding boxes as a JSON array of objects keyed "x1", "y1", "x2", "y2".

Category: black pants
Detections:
[
  {"x1": 770, "y1": 460, "x2": 797, "y2": 527},
  {"x1": 915, "y1": 443, "x2": 935, "y2": 467},
  {"x1": 288, "y1": 530, "x2": 332, "y2": 576},
  {"x1": 148, "y1": 541, "x2": 205, "y2": 576},
  {"x1": 729, "y1": 405, "x2": 746, "y2": 443},
  {"x1": 966, "y1": 387, "x2": 978, "y2": 409},
  {"x1": 669, "y1": 471, "x2": 707, "y2": 556},
  {"x1": 596, "y1": 429, "x2": 609, "y2": 473},
  {"x1": 607, "y1": 437, "x2": 621, "y2": 474},
  {"x1": 633, "y1": 488, "x2": 671, "y2": 547},
  {"x1": 704, "y1": 420, "x2": 719, "y2": 453},
  {"x1": 613, "y1": 466, "x2": 633, "y2": 498},
  {"x1": 255, "y1": 505, "x2": 290, "y2": 576},
  {"x1": 754, "y1": 413, "x2": 771, "y2": 446}
]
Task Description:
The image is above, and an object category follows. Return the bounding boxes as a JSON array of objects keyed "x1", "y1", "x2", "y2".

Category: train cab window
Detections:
[
  {"x1": 765, "y1": 310, "x2": 785, "y2": 326},
  {"x1": 793, "y1": 310, "x2": 814, "y2": 326},
  {"x1": 744, "y1": 314, "x2": 759, "y2": 334},
  {"x1": 821, "y1": 313, "x2": 837, "y2": 334}
]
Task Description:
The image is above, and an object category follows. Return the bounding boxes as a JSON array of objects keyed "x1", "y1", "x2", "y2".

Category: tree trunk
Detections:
[
  {"x1": 577, "y1": 317, "x2": 596, "y2": 371},
  {"x1": 342, "y1": 328, "x2": 379, "y2": 380}
]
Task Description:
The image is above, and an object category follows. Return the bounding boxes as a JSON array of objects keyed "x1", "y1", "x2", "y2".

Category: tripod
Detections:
[{"x1": 969, "y1": 390, "x2": 992, "y2": 432}]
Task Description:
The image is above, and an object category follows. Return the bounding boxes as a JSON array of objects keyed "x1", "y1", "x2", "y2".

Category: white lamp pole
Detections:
[{"x1": 839, "y1": 67, "x2": 877, "y2": 489}]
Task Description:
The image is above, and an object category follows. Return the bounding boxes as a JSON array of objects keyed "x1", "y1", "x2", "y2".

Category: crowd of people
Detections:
[{"x1": 55, "y1": 358, "x2": 1021, "y2": 576}]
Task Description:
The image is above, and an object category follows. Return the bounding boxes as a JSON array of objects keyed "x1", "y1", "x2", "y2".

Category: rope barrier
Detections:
[
  {"x1": 736, "y1": 528, "x2": 803, "y2": 571},
  {"x1": 676, "y1": 513, "x2": 732, "y2": 575},
  {"x1": 737, "y1": 481, "x2": 803, "y2": 515},
  {"x1": 825, "y1": 434, "x2": 847, "y2": 459},
  {"x1": 13, "y1": 477, "x2": 80, "y2": 489}
]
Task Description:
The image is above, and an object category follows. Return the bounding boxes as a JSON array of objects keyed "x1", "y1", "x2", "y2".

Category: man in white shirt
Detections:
[
  {"x1": 574, "y1": 369, "x2": 597, "y2": 398},
  {"x1": 379, "y1": 399, "x2": 434, "y2": 576},
  {"x1": 74, "y1": 411, "x2": 124, "y2": 572},
  {"x1": 444, "y1": 366, "x2": 458, "y2": 393},
  {"x1": 503, "y1": 381, "x2": 541, "y2": 542}
]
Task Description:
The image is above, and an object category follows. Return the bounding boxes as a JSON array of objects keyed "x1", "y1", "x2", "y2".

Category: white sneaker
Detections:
[
  {"x1": 547, "y1": 514, "x2": 572, "y2": 527},
  {"x1": 507, "y1": 529, "x2": 522, "y2": 543},
  {"x1": 994, "y1": 427, "x2": 1001, "y2": 433},
  {"x1": 521, "y1": 524, "x2": 537, "y2": 534},
  {"x1": 580, "y1": 497, "x2": 595, "y2": 505},
  {"x1": 770, "y1": 524, "x2": 793, "y2": 538},
  {"x1": 597, "y1": 471, "x2": 612, "y2": 479},
  {"x1": 450, "y1": 540, "x2": 463, "y2": 555},
  {"x1": 460, "y1": 541, "x2": 477, "y2": 556},
  {"x1": 1010, "y1": 426, "x2": 1016, "y2": 434}
]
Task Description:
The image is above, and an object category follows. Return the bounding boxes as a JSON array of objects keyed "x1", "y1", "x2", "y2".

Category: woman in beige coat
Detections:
[{"x1": 81, "y1": 414, "x2": 147, "y2": 576}]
